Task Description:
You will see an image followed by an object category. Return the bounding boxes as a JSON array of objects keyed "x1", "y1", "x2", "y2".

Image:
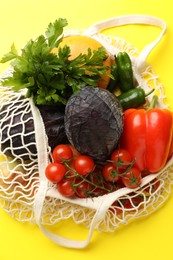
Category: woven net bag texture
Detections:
[{"x1": 0, "y1": 15, "x2": 172, "y2": 248}]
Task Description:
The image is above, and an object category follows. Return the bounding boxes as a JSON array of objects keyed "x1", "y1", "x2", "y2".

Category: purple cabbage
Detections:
[{"x1": 64, "y1": 86, "x2": 124, "y2": 162}]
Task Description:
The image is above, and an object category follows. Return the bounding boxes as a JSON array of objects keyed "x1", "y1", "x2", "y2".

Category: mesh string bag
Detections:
[{"x1": 0, "y1": 14, "x2": 173, "y2": 249}]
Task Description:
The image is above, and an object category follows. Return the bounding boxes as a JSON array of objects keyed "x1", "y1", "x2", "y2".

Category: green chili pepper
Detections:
[
  {"x1": 107, "y1": 58, "x2": 119, "y2": 93},
  {"x1": 116, "y1": 52, "x2": 134, "y2": 92},
  {"x1": 117, "y1": 87, "x2": 154, "y2": 110}
]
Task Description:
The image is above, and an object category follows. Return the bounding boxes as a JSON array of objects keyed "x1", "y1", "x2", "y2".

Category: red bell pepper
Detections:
[{"x1": 120, "y1": 100, "x2": 173, "y2": 173}]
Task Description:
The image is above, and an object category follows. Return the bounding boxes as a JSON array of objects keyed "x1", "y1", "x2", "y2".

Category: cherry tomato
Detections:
[
  {"x1": 73, "y1": 155, "x2": 95, "y2": 176},
  {"x1": 102, "y1": 162, "x2": 120, "y2": 182},
  {"x1": 52, "y1": 144, "x2": 73, "y2": 163},
  {"x1": 121, "y1": 167, "x2": 142, "y2": 189},
  {"x1": 110, "y1": 201, "x2": 123, "y2": 215},
  {"x1": 111, "y1": 148, "x2": 133, "y2": 170},
  {"x1": 131, "y1": 196, "x2": 144, "y2": 207},
  {"x1": 75, "y1": 180, "x2": 92, "y2": 198},
  {"x1": 144, "y1": 179, "x2": 161, "y2": 194},
  {"x1": 120, "y1": 199, "x2": 133, "y2": 209},
  {"x1": 57, "y1": 179, "x2": 75, "y2": 197},
  {"x1": 87, "y1": 167, "x2": 103, "y2": 185},
  {"x1": 120, "y1": 196, "x2": 144, "y2": 210},
  {"x1": 45, "y1": 162, "x2": 66, "y2": 183}
]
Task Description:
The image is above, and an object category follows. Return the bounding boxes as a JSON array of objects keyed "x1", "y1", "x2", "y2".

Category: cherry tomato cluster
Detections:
[
  {"x1": 102, "y1": 148, "x2": 142, "y2": 189},
  {"x1": 45, "y1": 144, "x2": 143, "y2": 198}
]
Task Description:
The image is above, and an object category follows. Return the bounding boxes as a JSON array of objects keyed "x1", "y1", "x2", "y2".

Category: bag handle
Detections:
[
  {"x1": 30, "y1": 97, "x2": 115, "y2": 249},
  {"x1": 83, "y1": 14, "x2": 167, "y2": 72},
  {"x1": 35, "y1": 195, "x2": 108, "y2": 249},
  {"x1": 34, "y1": 181, "x2": 133, "y2": 248}
]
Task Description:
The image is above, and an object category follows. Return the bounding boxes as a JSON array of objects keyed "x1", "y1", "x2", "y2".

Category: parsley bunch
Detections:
[{"x1": 0, "y1": 18, "x2": 111, "y2": 105}]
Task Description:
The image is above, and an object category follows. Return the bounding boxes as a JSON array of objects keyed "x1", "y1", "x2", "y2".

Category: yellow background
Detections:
[{"x1": 0, "y1": 0, "x2": 173, "y2": 259}]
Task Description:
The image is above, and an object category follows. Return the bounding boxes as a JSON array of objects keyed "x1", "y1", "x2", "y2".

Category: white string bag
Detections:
[{"x1": 0, "y1": 14, "x2": 173, "y2": 249}]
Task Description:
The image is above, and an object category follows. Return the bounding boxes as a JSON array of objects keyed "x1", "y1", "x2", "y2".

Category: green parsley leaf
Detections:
[
  {"x1": 45, "y1": 18, "x2": 68, "y2": 48},
  {"x1": 0, "y1": 43, "x2": 18, "y2": 63},
  {"x1": 0, "y1": 18, "x2": 112, "y2": 106}
]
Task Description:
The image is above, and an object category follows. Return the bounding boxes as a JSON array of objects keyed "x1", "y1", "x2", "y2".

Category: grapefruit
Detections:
[{"x1": 51, "y1": 35, "x2": 112, "y2": 88}]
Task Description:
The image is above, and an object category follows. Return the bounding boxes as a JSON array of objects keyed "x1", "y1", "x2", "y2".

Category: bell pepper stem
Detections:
[{"x1": 147, "y1": 95, "x2": 158, "y2": 110}]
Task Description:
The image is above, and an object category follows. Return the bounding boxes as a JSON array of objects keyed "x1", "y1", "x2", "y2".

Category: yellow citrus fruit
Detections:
[{"x1": 51, "y1": 35, "x2": 112, "y2": 88}]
